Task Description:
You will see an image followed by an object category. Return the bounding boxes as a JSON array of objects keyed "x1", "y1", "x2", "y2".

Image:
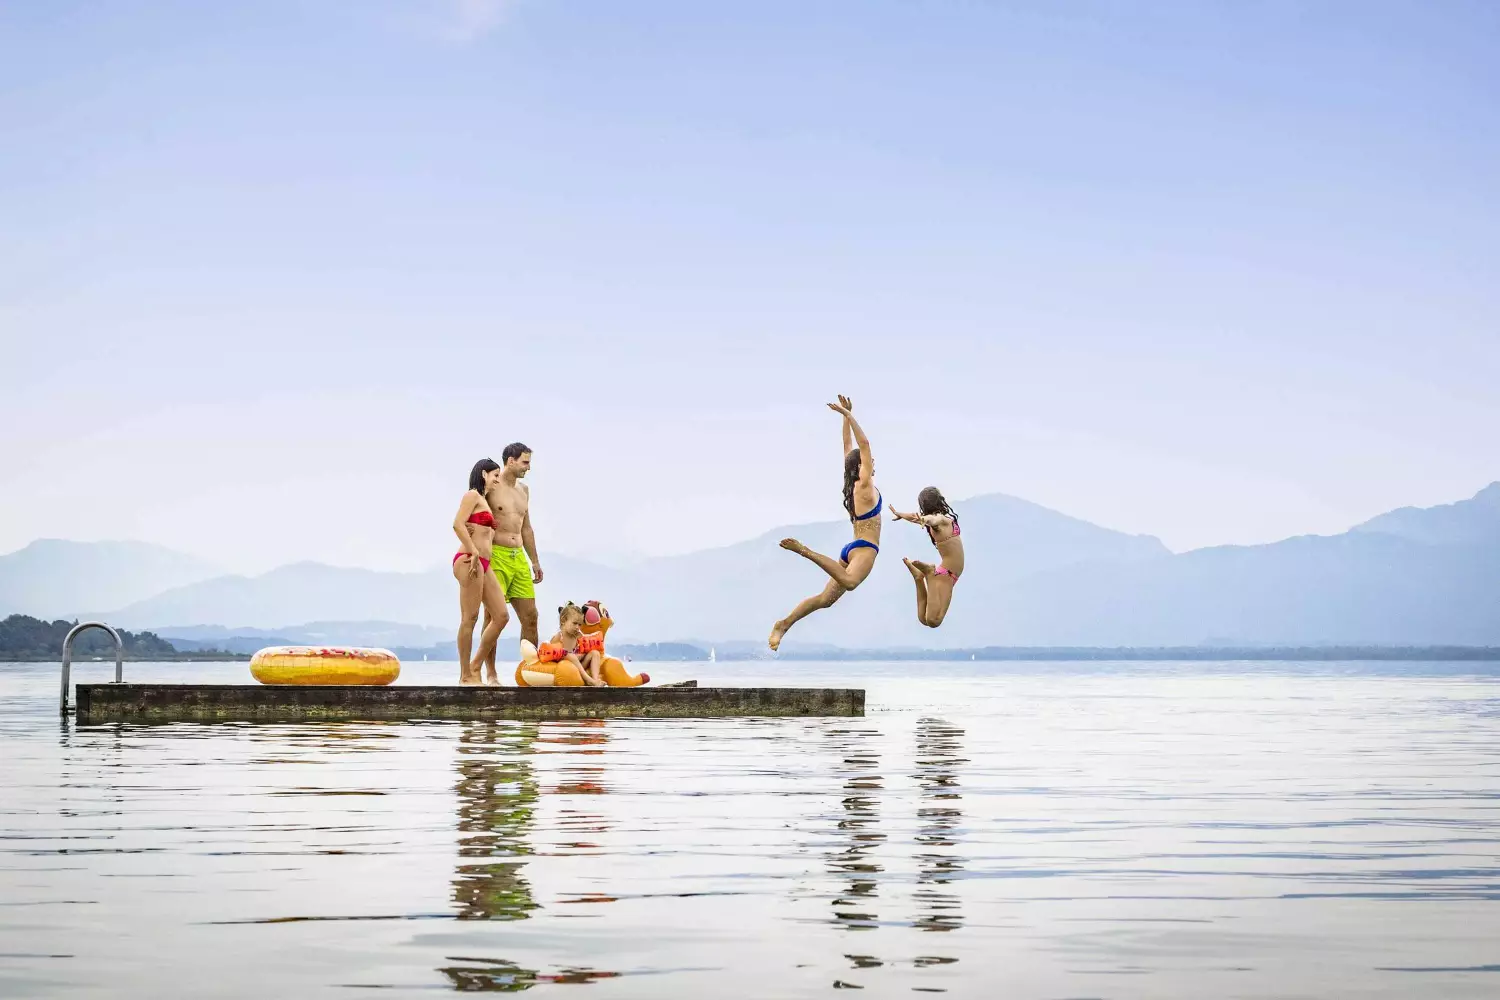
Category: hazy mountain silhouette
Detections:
[
  {"x1": 0, "y1": 540, "x2": 220, "y2": 619},
  {"x1": 95, "y1": 555, "x2": 627, "y2": 632},
  {"x1": 1351, "y1": 481, "x2": 1500, "y2": 546},
  {"x1": 12, "y1": 483, "x2": 1496, "y2": 648}
]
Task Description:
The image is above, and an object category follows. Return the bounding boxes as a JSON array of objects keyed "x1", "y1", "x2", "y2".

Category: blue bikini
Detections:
[{"x1": 839, "y1": 491, "x2": 882, "y2": 564}]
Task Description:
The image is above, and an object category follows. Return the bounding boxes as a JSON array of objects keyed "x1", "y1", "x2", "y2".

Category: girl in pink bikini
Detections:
[
  {"x1": 452, "y1": 458, "x2": 508, "y2": 685},
  {"x1": 891, "y1": 487, "x2": 964, "y2": 628}
]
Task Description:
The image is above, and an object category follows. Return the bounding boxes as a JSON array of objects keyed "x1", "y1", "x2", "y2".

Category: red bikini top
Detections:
[{"x1": 467, "y1": 509, "x2": 495, "y2": 527}]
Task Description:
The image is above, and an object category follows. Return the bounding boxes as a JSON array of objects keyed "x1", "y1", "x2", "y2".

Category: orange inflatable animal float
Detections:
[{"x1": 515, "y1": 600, "x2": 650, "y2": 687}]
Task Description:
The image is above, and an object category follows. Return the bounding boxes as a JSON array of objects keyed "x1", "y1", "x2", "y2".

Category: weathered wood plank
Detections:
[{"x1": 74, "y1": 684, "x2": 863, "y2": 722}]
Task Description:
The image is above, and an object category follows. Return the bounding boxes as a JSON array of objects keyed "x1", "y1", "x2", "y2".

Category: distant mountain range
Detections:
[
  {"x1": 0, "y1": 540, "x2": 220, "y2": 619},
  {"x1": 3, "y1": 483, "x2": 1496, "y2": 648}
]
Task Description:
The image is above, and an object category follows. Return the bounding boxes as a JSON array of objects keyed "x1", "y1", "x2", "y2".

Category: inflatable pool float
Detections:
[
  {"x1": 515, "y1": 601, "x2": 649, "y2": 687},
  {"x1": 250, "y1": 646, "x2": 401, "y2": 686}
]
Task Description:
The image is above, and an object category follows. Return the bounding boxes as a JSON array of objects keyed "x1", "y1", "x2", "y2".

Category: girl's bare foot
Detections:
[
  {"x1": 482, "y1": 676, "x2": 500, "y2": 687},
  {"x1": 910, "y1": 559, "x2": 937, "y2": 577},
  {"x1": 903, "y1": 557, "x2": 925, "y2": 581},
  {"x1": 779, "y1": 537, "x2": 809, "y2": 557},
  {"x1": 769, "y1": 621, "x2": 788, "y2": 651}
]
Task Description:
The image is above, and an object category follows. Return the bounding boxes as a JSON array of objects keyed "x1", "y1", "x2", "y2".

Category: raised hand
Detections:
[
  {"x1": 827, "y1": 401, "x2": 851, "y2": 417},
  {"x1": 838, "y1": 394, "x2": 852, "y2": 412}
]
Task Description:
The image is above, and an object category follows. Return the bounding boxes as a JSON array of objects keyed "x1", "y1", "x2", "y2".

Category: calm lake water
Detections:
[{"x1": 2, "y1": 658, "x2": 1498, "y2": 998}]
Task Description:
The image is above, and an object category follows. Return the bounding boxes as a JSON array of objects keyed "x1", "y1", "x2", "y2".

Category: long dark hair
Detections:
[
  {"x1": 918, "y1": 486, "x2": 957, "y2": 531},
  {"x1": 842, "y1": 449, "x2": 862, "y2": 521},
  {"x1": 469, "y1": 458, "x2": 501, "y2": 494}
]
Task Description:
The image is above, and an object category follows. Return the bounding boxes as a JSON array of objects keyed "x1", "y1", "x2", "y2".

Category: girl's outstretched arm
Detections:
[
  {"x1": 828, "y1": 402, "x2": 872, "y2": 481},
  {"x1": 838, "y1": 394, "x2": 854, "y2": 455}
]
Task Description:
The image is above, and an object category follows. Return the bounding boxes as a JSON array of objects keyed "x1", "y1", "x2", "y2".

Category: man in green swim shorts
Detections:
[{"x1": 480, "y1": 443, "x2": 544, "y2": 679}]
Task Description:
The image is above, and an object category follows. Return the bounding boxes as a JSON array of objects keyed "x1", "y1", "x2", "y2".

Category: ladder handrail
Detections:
[{"x1": 60, "y1": 621, "x2": 124, "y2": 715}]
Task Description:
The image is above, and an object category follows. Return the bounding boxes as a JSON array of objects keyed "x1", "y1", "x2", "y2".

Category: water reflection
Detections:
[
  {"x1": 912, "y1": 717, "x2": 966, "y2": 935},
  {"x1": 539, "y1": 721, "x2": 611, "y2": 856},
  {"x1": 444, "y1": 721, "x2": 622, "y2": 991},
  {"x1": 435, "y1": 956, "x2": 621, "y2": 992},
  {"x1": 451, "y1": 721, "x2": 540, "y2": 922},
  {"x1": 827, "y1": 725, "x2": 885, "y2": 933}
]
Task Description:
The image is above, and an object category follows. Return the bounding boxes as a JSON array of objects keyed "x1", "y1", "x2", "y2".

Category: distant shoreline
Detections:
[
  {"x1": 739, "y1": 645, "x2": 1500, "y2": 662},
  {"x1": 1, "y1": 653, "x2": 252, "y2": 663},
  {"x1": 6, "y1": 646, "x2": 1499, "y2": 665}
]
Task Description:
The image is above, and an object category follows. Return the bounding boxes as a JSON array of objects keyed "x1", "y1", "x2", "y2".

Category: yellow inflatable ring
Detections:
[{"x1": 249, "y1": 646, "x2": 401, "y2": 686}]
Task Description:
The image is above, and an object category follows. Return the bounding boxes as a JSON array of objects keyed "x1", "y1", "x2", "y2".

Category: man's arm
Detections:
[{"x1": 521, "y1": 489, "x2": 543, "y2": 583}]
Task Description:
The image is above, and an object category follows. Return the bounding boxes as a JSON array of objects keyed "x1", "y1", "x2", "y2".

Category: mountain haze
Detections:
[
  {"x1": 8, "y1": 484, "x2": 1496, "y2": 648},
  {"x1": 0, "y1": 540, "x2": 220, "y2": 619}
]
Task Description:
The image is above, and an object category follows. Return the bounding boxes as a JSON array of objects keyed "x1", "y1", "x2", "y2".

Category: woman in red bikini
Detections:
[
  {"x1": 452, "y1": 458, "x2": 507, "y2": 685},
  {"x1": 891, "y1": 487, "x2": 964, "y2": 628}
]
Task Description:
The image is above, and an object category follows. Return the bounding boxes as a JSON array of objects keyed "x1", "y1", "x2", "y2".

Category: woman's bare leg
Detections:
[
  {"x1": 769, "y1": 578, "x2": 846, "y2": 651},
  {"x1": 475, "y1": 572, "x2": 508, "y2": 685},
  {"x1": 923, "y1": 574, "x2": 956, "y2": 628},
  {"x1": 780, "y1": 538, "x2": 875, "y2": 590},
  {"x1": 452, "y1": 558, "x2": 484, "y2": 685},
  {"x1": 904, "y1": 557, "x2": 930, "y2": 624}
]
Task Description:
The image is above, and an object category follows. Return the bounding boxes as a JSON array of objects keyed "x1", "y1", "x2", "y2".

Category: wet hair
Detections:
[
  {"x1": 502, "y1": 442, "x2": 532, "y2": 464},
  {"x1": 468, "y1": 458, "x2": 501, "y2": 493},
  {"x1": 842, "y1": 449, "x2": 863, "y2": 521},
  {"x1": 918, "y1": 486, "x2": 957, "y2": 529}
]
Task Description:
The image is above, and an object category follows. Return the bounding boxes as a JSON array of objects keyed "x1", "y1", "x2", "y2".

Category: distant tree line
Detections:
[{"x1": 0, "y1": 615, "x2": 243, "y2": 661}]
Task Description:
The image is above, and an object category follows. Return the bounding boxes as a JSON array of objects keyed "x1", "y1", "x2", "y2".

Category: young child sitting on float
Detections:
[{"x1": 537, "y1": 602, "x2": 607, "y2": 687}]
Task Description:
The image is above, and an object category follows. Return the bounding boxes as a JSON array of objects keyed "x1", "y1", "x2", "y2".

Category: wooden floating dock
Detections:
[{"x1": 74, "y1": 684, "x2": 865, "y2": 723}]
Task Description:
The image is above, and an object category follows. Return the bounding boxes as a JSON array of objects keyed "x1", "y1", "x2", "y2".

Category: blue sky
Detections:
[{"x1": 2, "y1": 0, "x2": 1496, "y2": 573}]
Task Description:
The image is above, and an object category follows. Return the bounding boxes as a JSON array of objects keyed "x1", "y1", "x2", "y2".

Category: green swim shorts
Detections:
[{"x1": 490, "y1": 544, "x2": 536, "y2": 600}]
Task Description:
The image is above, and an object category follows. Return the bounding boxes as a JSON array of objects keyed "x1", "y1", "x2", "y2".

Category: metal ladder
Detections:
[{"x1": 59, "y1": 621, "x2": 124, "y2": 715}]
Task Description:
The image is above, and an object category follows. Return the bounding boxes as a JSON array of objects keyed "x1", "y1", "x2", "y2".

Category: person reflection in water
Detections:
[
  {"x1": 441, "y1": 721, "x2": 623, "y2": 992},
  {"x1": 451, "y1": 721, "x2": 540, "y2": 921},
  {"x1": 541, "y1": 720, "x2": 614, "y2": 862},
  {"x1": 827, "y1": 725, "x2": 886, "y2": 933},
  {"x1": 912, "y1": 717, "x2": 966, "y2": 935}
]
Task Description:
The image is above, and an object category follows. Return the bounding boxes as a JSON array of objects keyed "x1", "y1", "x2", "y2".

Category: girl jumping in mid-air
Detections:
[
  {"x1": 890, "y1": 487, "x2": 964, "y2": 628},
  {"x1": 769, "y1": 396, "x2": 881, "y2": 651}
]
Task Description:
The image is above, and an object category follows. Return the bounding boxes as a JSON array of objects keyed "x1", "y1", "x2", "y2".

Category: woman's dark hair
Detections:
[
  {"x1": 501, "y1": 442, "x2": 532, "y2": 464},
  {"x1": 918, "y1": 486, "x2": 957, "y2": 528},
  {"x1": 842, "y1": 449, "x2": 863, "y2": 521},
  {"x1": 469, "y1": 458, "x2": 501, "y2": 493}
]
